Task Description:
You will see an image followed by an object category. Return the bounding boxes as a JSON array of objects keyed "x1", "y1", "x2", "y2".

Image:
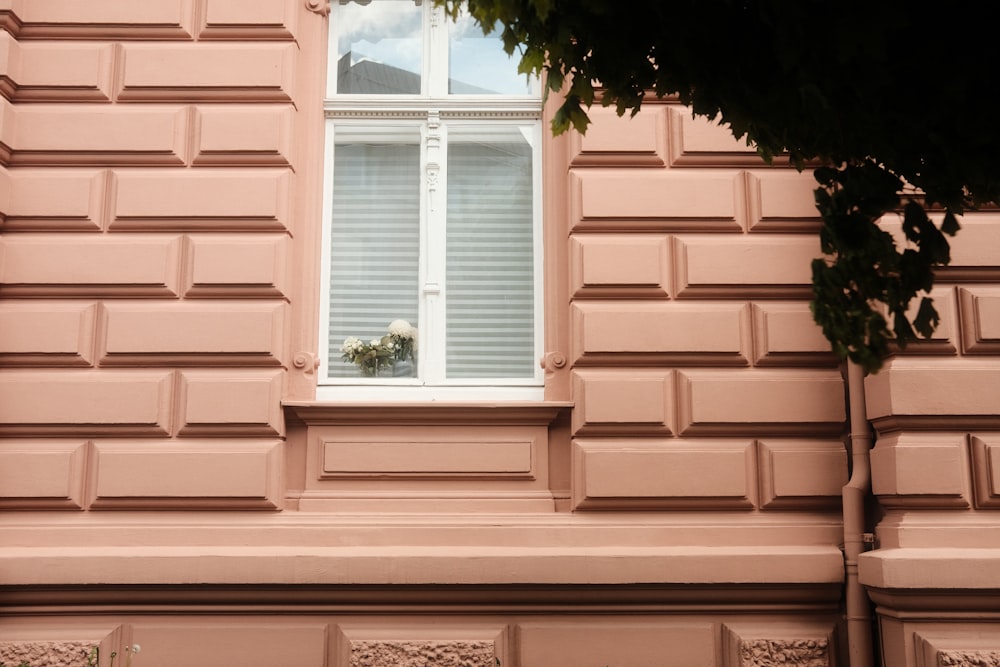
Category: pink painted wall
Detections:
[{"x1": 1, "y1": 1, "x2": 999, "y2": 666}]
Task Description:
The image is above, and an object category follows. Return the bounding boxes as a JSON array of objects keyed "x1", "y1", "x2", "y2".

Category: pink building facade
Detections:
[{"x1": 2, "y1": 2, "x2": 1000, "y2": 665}]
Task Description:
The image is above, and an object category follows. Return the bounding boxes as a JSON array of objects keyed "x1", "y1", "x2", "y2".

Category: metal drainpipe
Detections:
[{"x1": 843, "y1": 360, "x2": 874, "y2": 667}]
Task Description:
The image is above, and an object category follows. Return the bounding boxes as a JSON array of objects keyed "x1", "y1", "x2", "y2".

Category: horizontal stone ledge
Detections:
[
  {"x1": 860, "y1": 547, "x2": 1000, "y2": 590},
  {"x1": 1, "y1": 545, "x2": 845, "y2": 587}
]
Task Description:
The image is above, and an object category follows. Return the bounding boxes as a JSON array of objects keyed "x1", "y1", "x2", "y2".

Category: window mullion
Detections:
[
  {"x1": 422, "y1": 115, "x2": 448, "y2": 385},
  {"x1": 427, "y1": 4, "x2": 449, "y2": 98}
]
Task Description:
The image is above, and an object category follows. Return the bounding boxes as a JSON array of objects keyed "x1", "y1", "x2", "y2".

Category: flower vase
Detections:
[{"x1": 391, "y1": 359, "x2": 415, "y2": 377}]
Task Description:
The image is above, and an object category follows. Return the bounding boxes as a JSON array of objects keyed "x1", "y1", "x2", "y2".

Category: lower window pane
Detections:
[
  {"x1": 328, "y1": 131, "x2": 420, "y2": 378},
  {"x1": 446, "y1": 127, "x2": 535, "y2": 379}
]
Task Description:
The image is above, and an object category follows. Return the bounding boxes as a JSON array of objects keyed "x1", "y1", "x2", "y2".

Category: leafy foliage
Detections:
[{"x1": 438, "y1": 0, "x2": 1000, "y2": 371}]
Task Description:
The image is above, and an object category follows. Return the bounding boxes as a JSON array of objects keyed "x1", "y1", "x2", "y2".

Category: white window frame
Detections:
[{"x1": 317, "y1": 0, "x2": 544, "y2": 402}]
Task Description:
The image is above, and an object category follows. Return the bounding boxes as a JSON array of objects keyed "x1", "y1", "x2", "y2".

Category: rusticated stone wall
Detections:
[{"x1": 0, "y1": 0, "x2": 308, "y2": 511}]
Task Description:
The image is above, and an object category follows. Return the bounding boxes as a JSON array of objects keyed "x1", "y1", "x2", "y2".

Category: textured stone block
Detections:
[
  {"x1": 7, "y1": 105, "x2": 188, "y2": 165},
  {"x1": 573, "y1": 438, "x2": 755, "y2": 509},
  {"x1": 0, "y1": 301, "x2": 97, "y2": 366},
  {"x1": 1, "y1": 168, "x2": 104, "y2": 230},
  {"x1": 752, "y1": 302, "x2": 837, "y2": 366},
  {"x1": 0, "y1": 641, "x2": 100, "y2": 667},
  {"x1": 667, "y1": 105, "x2": 759, "y2": 166},
  {"x1": 194, "y1": 105, "x2": 294, "y2": 165},
  {"x1": 571, "y1": 302, "x2": 749, "y2": 365},
  {"x1": 91, "y1": 439, "x2": 283, "y2": 508},
  {"x1": 675, "y1": 235, "x2": 818, "y2": 297},
  {"x1": 571, "y1": 169, "x2": 744, "y2": 230},
  {"x1": 569, "y1": 104, "x2": 666, "y2": 166},
  {"x1": 572, "y1": 370, "x2": 674, "y2": 435},
  {"x1": 0, "y1": 371, "x2": 173, "y2": 435},
  {"x1": 570, "y1": 233, "x2": 670, "y2": 297},
  {"x1": 519, "y1": 622, "x2": 716, "y2": 667},
  {"x1": 0, "y1": 440, "x2": 87, "y2": 509},
  {"x1": 201, "y1": 0, "x2": 297, "y2": 39},
  {"x1": 100, "y1": 301, "x2": 285, "y2": 365},
  {"x1": 120, "y1": 43, "x2": 295, "y2": 101},
  {"x1": 112, "y1": 169, "x2": 291, "y2": 230},
  {"x1": 178, "y1": 370, "x2": 284, "y2": 436},
  {"x1": 722, "y1": 624, "x2": 835, "y2": 667},
  {"x1": 337, "y1": 626, "x2": 506, "y2": 667},
  {"x1": 758, "y1": 440, "x2": 848, "y2": 509},
  {"x1": 185, "y1": 234, "x2": 288, "y2": 297},
  {"x1": 678, "y1": 370, "x2": 846, "y2": 435},
  {"x1": 0, "y1": 234, "x2": 181, "y2": 296},
  {"x1": 871, "y1": 432, "x2": 969, "y2": 507}
]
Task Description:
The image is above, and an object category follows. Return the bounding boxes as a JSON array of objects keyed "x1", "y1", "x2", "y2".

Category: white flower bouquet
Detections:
[{"x1": 341, "y1": 320, "x2": 417, "y2": 377}]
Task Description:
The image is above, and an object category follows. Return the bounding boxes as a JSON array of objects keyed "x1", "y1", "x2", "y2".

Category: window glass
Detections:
[
  {"x1": 446, "y1": 127, "x2": 535, "y2": 378},
  {"x1": 336, "y1": 0, "x2": 423, "y2": 94},
  {"x1": 328, "y1": 127, "x2": 421, "y2": 377},
  {"x1": 448, "y1": 16, "x2": 530, "y2": 95}
]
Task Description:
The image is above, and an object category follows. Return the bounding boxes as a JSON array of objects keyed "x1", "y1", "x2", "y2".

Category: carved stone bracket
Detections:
[{"x1": 306, "y1": 0, "x2": 330, "y2": 16}]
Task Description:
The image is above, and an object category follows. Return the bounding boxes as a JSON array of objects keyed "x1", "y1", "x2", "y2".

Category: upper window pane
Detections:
[
  {"x1": 336, "y1": 1, "x2": 423, "y2": 94},
  {"x1": 448, "y1": 16, "x2": 530, "y2": 95}
]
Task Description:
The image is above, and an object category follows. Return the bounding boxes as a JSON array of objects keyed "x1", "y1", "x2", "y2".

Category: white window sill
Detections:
[{"x1": 311, "y1": 384, "x2": 545, "y2": 404}]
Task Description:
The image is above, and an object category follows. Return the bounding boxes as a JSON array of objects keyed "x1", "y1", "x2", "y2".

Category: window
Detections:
[{"x1": 319, "y1": 0, "x2": 544, "y2": 400}]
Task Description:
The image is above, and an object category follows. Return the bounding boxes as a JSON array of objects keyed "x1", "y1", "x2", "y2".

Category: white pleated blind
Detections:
[
  {"x1": 446, "y1": 132, "x2": 535, "y2": 378},
  {"x1": 328, "y1": 136, "x2": 420, "y2": 377}
]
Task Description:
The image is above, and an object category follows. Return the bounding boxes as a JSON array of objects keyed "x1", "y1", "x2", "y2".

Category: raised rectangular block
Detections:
[
  {"x1": 871, "y1": 432, "x2": 969, "y2": 508},
  {"x1": 112, "y1": 169, "x2": 291, "y2": 230},
  {"x1": 120, "y1": 43, "x2": 294, "y2": 101},
  {"x1": 7, "y1": 105, "x2": 187, "y2": 165},
  {"x1": 318, "y1": 425, "x2": 541, "y2": 480},
  {"x1": 758, "y1": 439, "x2": 848, "y2": 509},
  {"x1": 667, "y1": 105, "x2": 759, "y2": 166},
  {"x1": 194, "y1": 105, "x2": 294, "y2": 165},
  {"x1": 865, "y1": 359, "x2": 1000, "y2": 426},
  {"x1": 570, "y1": 233, "x2": 669, "y2": 297},
  {"x1": 0, "y1": 234, "x2": 181, "y2": 296},
  {"x1": 8, "y1": 41, "x2": 114, "y2": 101},
  {"x1": 970, "y1": 436, "x2": 1000, "y2": 508},
  {"x1": 678, "y1": 370, "x2": 846, "y2": 435},
  {"x1": 1, "y1": 168, "x2": 104, "y2": 230},
  {"x1": 100, "y1": 301, "x2": 285, "y2": 365},
  {"x1": 519, "y1": 622, "x2": 716, "y2": 667},
  {"x1": 571, "y1": 302, "x2": 749, "y2": 366},
  {"x1": 572, "y1": 370, "x2": 673, "y2": 435},
  {"x1": 752, "y1": 302, "x2": 837, "y2": 366},
  {"x1": 323, "y1": 440, "x2": 533, "y2": 476},
  {"x1": 960, "y1": 287, "x2": 1000, "y2": 354},
  {"x1": 178, "y1": 370, "x2": 284, "y2": 436},
  {"x1": 0, "y1": 301, "x2": 97, "y2": 366},
  {"x1": 0, "y1": 440, "x2": 87, "y2": 509},
  {"x1": 185, "y1": 234, "x2": 288, "y2": 297},
  {"x1": 571, "y1": 169, "x2": 744, "y2": 230},
  {"x1": 573, "y1": 438, "x2": 754, "y2": 510},
  {"x1": 91, "y1": 439, "x2": 282, "y2": 509},
  {"x1": 747, "y1": 169, "x2": 823, "y2": 230},
  {"x1": 675, "y1": 234, "x2": 818, "y2": 297},
  {"x1": 569, "y1": 104, "x2": 666, "y2": 166},
  {"x1": 201, "y1": 0, "x2": 297, "y2": 39},
  {"x1": 15, "y1": 0, "x2": 194, "y2": 38},
  {"x1": 0, "y1": 371, "x2": 173, "y2": 435}
]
